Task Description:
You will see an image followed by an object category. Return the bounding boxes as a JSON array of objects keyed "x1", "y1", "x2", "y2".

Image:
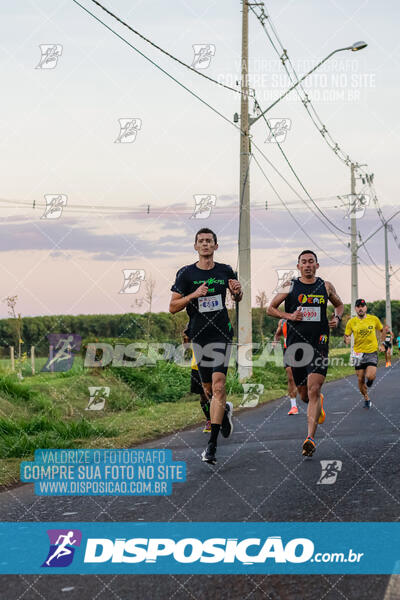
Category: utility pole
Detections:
[
  {"x1": 384, "y1": 222, "x2": 392, "y2": 330},
  {"x1": 237, "y1": 0, "x2": 252, "y2": 380},
  {"x1": 350, "y1": 163, "x2": 358, "y2": 317}
]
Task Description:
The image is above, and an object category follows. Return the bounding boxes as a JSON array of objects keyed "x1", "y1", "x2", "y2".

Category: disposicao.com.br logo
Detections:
[{"x1": 82, "y1": 536, "x2": 362, "y2": 566}]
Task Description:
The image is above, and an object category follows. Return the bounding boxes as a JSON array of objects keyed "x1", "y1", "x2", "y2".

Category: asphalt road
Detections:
[{"x1": 1, "y1": 363, "x2": 400, "y2": 599}]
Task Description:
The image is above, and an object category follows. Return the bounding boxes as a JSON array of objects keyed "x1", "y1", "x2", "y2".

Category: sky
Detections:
[{"x1": 0, "y1": 0, "x2": 399, "y2": 318}]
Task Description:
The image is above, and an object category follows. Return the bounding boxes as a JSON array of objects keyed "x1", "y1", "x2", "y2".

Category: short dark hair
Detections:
[
  {"x1": 298, "y1": 250, "x2": 318, "y2": 263},
  {"x1": 195, "y1": 228, "x2": 217, "y2": 244}
]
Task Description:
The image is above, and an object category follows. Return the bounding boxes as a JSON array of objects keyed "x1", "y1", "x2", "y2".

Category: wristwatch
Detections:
[{"x1": 334, "y1": 314, "x2": 342, "y2": 322}]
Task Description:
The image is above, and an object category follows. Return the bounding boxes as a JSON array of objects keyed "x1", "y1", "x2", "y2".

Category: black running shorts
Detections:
[
  {"x1": 285, "y1": 343, "x2": 329, "y2": 387},
  {"x1": 192, "y1": 340, "x2": 232, "y2": 384}
]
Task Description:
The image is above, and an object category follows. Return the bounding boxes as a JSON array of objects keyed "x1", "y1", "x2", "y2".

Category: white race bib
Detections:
[
  {"x1": 299, "y1": 306, "x2": 321, "y2": 322},
  {"x1": 352, "y1": 351, "x2": 363, "y2": 359},
  {"x1": 198, "y1": 294, "x2": 223, "y2": 313}
]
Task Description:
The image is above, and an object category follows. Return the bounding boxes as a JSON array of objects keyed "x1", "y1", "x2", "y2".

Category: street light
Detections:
[
  {"x1": 351, "y1": 41, "x2": 368, "y2": 51},
  {"x1": 250, "y1": 41, "x2": 368, "y2": 125},
  {"x1": 237, "y1": 30, "x2": 367, "y2": 380}
]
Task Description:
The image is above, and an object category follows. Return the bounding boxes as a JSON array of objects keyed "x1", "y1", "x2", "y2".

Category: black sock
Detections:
[
  {"x1": 201, "y1": 400, "x2": 210, "y2": 420},
  {"x1": 209, "y1": 424, "x2": 220, "y2": 445}
]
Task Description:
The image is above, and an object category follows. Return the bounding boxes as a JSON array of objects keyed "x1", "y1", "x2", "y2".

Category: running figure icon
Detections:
[{"x1": 45, "y1": 531, "x2": 77, "y2": 566}]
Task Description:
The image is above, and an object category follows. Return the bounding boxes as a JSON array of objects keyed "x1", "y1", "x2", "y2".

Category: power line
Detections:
[
  {"x1": 249, "y1": 3, "x2": 357, "y2": 167},
  {"x1": 252, "y1": 152, "x2": 347, "y2": 264},
  {"x1": 358, "y1": 232, "x2": 384, "y2": 271},
  {"x1": 71, "y1": 0, "x2": 238, "y2": 131},
  {"x1": 86, "y1": 0, "x2": 241, "y2": 95},
  {"x1": 359, "y1": 259, "x2": 386, "y2": 281},
  {"x1": 72, "y1": 0, "x2": 376, "y2": 275},
  {"x1": 389, "y1": 224, "x2": 400, "y2": 253},
  {"x1": 253, "y1": 97, "x2": 350, "y2": 240},
  {"x1": 0, "y1": 196, "x2": 344, "y2": 214}
]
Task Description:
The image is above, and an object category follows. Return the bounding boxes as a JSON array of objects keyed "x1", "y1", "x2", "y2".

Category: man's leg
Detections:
[
  {"x1": 200, "y1": 384, "x2": 211, "y2": 431},
  {"x1": 201, "y1": 374, "x2": 227, "y2": 464},
  {"x1": 365, "y1": 365, "x2": 377, "y2": 389},
  {"x1": 306, "y1": 373, "x2": 325, "y2": 440},
  {"x1": 356, "y1": 369, "x2": 368, "y2": 400},
  {"x1": 210, "y1": 372, "x2": 227, "y2": 423},
  {"x1": 201, "y1": 342, "x2": 231, "y2": 464},
  {"x1": 286, "y1": 367, "x2": 298, "y2": 414},
  {"x1": 296, "y1": 384, "x2": 308, "y2": 403}
]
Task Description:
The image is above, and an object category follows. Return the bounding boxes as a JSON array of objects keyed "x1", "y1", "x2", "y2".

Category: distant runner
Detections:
[
  {"x1": 170, "y1": 228, "x2": 242, "y2": 465},
  {"x1": 268, "y1": 250, "x2": 344, "y2": 457},
  {"x1": 396, "y1": 333, "x2": 400, "y2": 355},
  {"x1": 273, "y1": 318, "x2": 299, "y2": 415},
  {"x1": 344, "y1": 299, "x2": 385, "y2": 408},
  {"x1": 383, "y1": 325, "x2": 393, "y2": 367}
]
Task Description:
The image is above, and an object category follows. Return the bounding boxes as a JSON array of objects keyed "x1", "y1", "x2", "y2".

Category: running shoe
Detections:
[
  {"x1": 203, "y1": 420, "x2": 211, "y2": 433},
  {"x1": 221, "y1": 401, "x2": 234, "y2": 438},
  {"x1": 302, "y1": 436, "x2": 316, "y2": 457},
  {"x1": 318, "y1": 393, "x2": 326, "y2": 424},
  {"x1": 288, "y1": 406, "x2": 299, "y2": 415},
  {"x1": 386, "y1": 362, "x2": 389, "y2": 368},
  {"x1": 364, "y1": 400, "x2": 372, "y2": 409},
  {"x1": 201, "y1": 442, "x2": 217, "y2": 464}
]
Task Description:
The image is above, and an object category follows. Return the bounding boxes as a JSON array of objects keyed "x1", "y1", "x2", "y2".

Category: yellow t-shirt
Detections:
[{"x1": 344, "y1": 314, "x2": 383, "y2": 353}]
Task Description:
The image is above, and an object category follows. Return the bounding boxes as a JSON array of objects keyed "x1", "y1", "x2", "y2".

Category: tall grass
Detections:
[{"x1": 0, "y1": 416, "x2": 117, "y2": 458}]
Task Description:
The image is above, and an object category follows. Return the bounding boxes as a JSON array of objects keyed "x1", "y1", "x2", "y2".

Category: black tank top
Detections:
[{"x1": 284, "y1": 277, "x2": 329, "y2": 347}]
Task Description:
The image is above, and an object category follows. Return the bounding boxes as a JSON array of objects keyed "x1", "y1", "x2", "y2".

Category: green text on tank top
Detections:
[{"x1": 284, "y1": 277, "x2": 329, "y2": 344}]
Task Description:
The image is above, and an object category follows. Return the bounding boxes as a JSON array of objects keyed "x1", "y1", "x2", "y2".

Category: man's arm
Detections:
[
  {"x1": 169, "y1": 283, "x2": 208, "y2": 314},
  {"x1": 379, "y1": 323, "x2": 386, "y2": 344},
  {"x1": 325, "y1": 281, "x2": 344, "y2": 329},
  {"x1": 228, "y1": 278, "x2": 243, "y2": 302},
  {"x1": 267, "y1": 291, "x2": 302, "y2": 322},
  {"x1": 273, "y1": 319, "x2": 283, "y2": 342}
]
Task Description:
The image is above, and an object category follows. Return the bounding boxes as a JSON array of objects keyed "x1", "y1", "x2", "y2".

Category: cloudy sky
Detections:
[{"x1": 0, "y1": 0, "x2": 399, "y2": 317}]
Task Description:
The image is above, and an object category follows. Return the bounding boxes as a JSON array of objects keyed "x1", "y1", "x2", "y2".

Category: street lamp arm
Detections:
[{"x1": 250, "y1": 47, "x2": 351, "y2": 126}]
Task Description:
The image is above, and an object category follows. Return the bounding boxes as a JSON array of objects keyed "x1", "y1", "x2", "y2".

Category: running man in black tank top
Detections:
[{"x1": 267, "y1": 250, "x2": 344, "y2": 457}]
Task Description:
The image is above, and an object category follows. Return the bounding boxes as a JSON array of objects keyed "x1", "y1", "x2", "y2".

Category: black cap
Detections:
[{"x1": 355, "y1": 298, "x2": 366, "y2": 307}]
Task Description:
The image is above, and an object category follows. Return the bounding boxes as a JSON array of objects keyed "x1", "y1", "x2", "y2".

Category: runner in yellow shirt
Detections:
[{"x1": 344, "y1": 298, "x2": 385, "y2": 408}]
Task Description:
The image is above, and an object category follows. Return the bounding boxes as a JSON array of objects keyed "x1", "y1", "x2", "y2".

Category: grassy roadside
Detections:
[{"x1": 0, "y1": 350, "x2": 395, "y2": 488}]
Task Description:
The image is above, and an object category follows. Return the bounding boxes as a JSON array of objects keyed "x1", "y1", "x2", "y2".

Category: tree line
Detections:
[{"x1": 0, "y1": 300, "x2": 398, "y2": 357}]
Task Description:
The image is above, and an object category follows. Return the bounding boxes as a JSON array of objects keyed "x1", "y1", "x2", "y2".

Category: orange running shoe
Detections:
[
  {"x1": 318, "y1": 393, "x2": 326, "y2": 424},
  {"x1": 302, "y1": 436, "x2": 316, "y2": 457},
  {"x1": 288, "y1": 406, "x2": 299, "y2": 415}
]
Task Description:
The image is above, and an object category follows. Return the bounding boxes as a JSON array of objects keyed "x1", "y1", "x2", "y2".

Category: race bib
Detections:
[
  {"x1": 352, "y1": 351, "x2": 363, "y2": 359},
  {"x1": 299, "y1": 306, "x2": 321, "y2": 322},
  {"x1": 198, "y1": 294, "x2": 223, "y2": 313}
]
